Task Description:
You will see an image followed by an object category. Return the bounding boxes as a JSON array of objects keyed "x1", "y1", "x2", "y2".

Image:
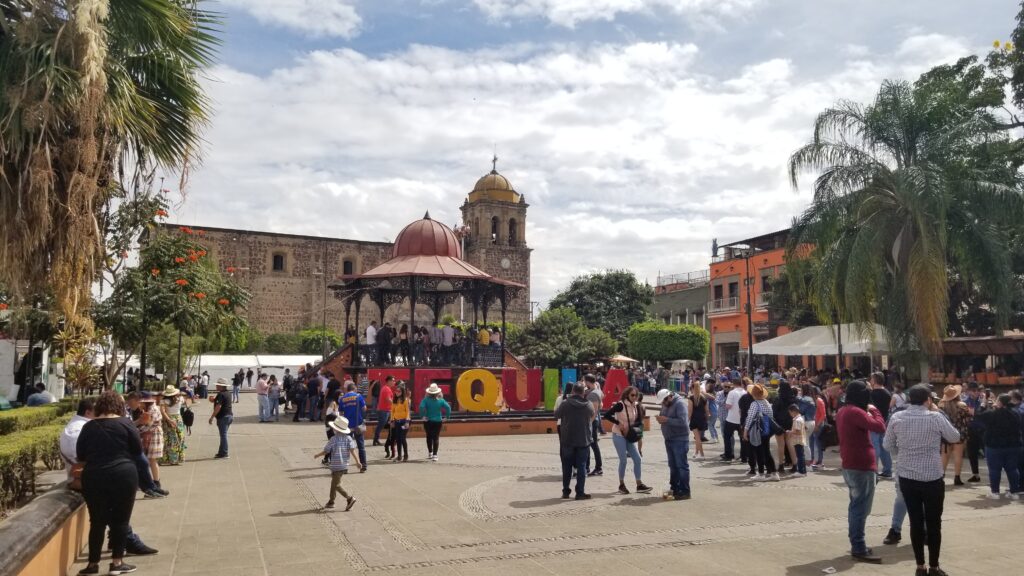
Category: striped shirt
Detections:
[
  {"x1": 883, "y1": 405, "x2": 960, "y2": 482},
  {"x1": 744, "y1": 399, "x2": 773, "y2": 435},
  {"x1": 324, "y1": 434, "x2": 353, "y2": 473}
]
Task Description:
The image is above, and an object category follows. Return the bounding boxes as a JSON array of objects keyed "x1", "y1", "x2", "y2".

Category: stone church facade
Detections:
[{"x1": 168, "y1": 165, "x2": 531, "y2": 334}]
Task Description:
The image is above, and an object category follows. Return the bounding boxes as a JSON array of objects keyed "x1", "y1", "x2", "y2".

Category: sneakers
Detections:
[
  {"x1": 793, "y1": 472, "x2": 807, "y2": 477},
  {"x1": 345, "y1": 496, "x2": 357, "y2": 511},
  {"x1": 928, "y1": 568, "x2": 949, "y2": 576},
  {"x1": 109, "y1": 563, "x2": 137, "y2": 575},
  {"x1": 617, "y1": 484, "x2": 630, "y2": 495},
  {"x1": 850, "y1": 549, "x2": 882, "y2": 564},
  {"x1": 883, "y1": 528, "x2": 901, "y2": 545},
  {"x1": 635, "y1": 483, "x2": 653, "y2": 494},
  {"x1": 988, "y1": 492, "x2": 1002, "y2": 500},
  {"x1": 1006, "y1": 492, "x2": 1021, "y2": 500},
  {"x1": 745, "y1": 470, "x2": 757, "y2": 477},
  {"x1": 324, "y1": 501, "x2": 336, "y2": 509},
  {"x1": 562, "y1": 490, "x2": 572, "y2": 499},
  {"x1": 967, "y1": 475, "x2": 981, "y2": 483},
  {"x1": 749, "y1": 473, "x2": 763, "y2": 481},
  {"x1": 142, "y1": 489, "x2": 164, "y2": 499},
  {"x1": 770, "y1": 473, "x2": 781, "y2": 482},
  {"x1": 125, "y1": 543, "x2": 159, "y2": 556},
  {"x1": 574, "y1": 493, "x2": 592, "y2": 500},
  {"x1": 953, "y1": 476, "x2": 964, "y2": 486},
  {"x1": 430, "y1": 454, "x2": 438, "y2": 461},
  {"x1": 587, "y1": 468, "x2": 603, "y2": 477},
  {"x1": 77, "y1": 565, "x2": 100, "y2": 575},
  {"x1": 673, "y1": 492, "x2": 691, "y2": 500}
]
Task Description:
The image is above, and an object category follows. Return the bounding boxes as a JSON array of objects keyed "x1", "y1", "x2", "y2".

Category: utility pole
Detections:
[
  {"x1": 744, "y1": 249, "x2": 754, "y2": 377},
  {"x1": 321, "y1": 239, "x2": 329, "y2": 361}
]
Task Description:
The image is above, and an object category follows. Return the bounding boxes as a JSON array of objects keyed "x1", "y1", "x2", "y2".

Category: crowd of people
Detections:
[{"x1": 356, "y1": 320, "x2": 505, "y2": 366}]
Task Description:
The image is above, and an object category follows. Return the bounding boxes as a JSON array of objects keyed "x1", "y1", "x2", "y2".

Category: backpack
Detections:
[{"x1": 181, "y1": 404, "x2": 195, "y2": 428}]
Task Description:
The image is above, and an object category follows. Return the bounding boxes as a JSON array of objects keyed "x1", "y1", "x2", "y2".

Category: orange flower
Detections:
[
  {"x1": 155, "y1": 209, "x2": 168, "y2": 217},
  {"x1": 174, "y1": 257, "x2": 186, "y2": 264},
  {"x1": 197, "y1": 250, "x2": 207, "y2": 257},
  {"x1": 226, "y1": 266, "x2": 236, "y2": 273},
  {"x1": 178, "y1": 226, "x2": 192, "y2": 234},
  {"x1": 189, "y1": 254, "x2": 198, "y2": 262},
  {"x1": 217, "y1": 298, "x2": 230, "y2": 306},
  {"x1": 175, "y1": 279, "x2": 189, "y2": 286},
  {"x1": 0, "y1": 303, "x2": 8, "y2": 311},
  {"x1": 151, "y1": 268, "x2": 160, "y2": 276},
  {"x1": 194, "y1": 292, "x2": 207, "y2": 299}
]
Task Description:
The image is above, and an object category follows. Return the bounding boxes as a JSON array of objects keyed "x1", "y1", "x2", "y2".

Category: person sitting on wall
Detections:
[{"x1": 26, "y1": 382, "x2": 57, "y2": 406}]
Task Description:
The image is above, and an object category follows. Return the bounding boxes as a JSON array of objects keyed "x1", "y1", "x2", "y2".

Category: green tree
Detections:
[
  {"x1": 264, "y1": 332, "x2": 304, "y2": 354},
  {"x1": 0, "y1": 0, "x2": 219, "y2": 328},
  {"x1": 788, "y1": 78, "x2": 1023, "y2": 357},
  {"x1": 548, "y1": 270, "x2": 653, "y2": 345},
  {"x1": 627, "y1": 322, "x2": 709, "y2": 362},
  {"x1": 513, "y1": 308, "x2": 615, "y2": 367},
  {"x1": 298, "y1": 327, "x2": 343, "y2": 355}
]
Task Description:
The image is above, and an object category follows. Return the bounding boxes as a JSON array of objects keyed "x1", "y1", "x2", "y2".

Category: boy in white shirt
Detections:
[{"x1": 788, "y1": 404, "x2": 807, "y2": 476}]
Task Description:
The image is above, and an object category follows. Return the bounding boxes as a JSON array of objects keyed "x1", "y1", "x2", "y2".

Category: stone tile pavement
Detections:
[{"x1": 69, "y1": 393, "x2": 1023, "y2": 575}]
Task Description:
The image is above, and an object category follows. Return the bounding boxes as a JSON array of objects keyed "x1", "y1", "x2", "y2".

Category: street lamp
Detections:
[{"x1": 453, "y1": 223, "x2": 471, "y2": 323}]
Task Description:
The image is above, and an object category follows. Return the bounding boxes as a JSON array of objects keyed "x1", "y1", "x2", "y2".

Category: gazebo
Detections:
[{"x1": 330, "y1": 212, "x2": 525, "y2": 367}]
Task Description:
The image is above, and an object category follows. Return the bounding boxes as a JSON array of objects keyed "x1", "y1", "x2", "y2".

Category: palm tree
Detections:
[
  {"x1": 0, "y1": 0, "x2": 218, "y2": 328},
  {"x1": 788, "y1": 79, "x2": 1023, "y2": 358}
]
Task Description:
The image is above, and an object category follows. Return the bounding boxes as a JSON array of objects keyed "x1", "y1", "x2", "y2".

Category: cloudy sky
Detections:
[{"x1": 170, "y1": 0, "x2": 1017, "y2": 307}]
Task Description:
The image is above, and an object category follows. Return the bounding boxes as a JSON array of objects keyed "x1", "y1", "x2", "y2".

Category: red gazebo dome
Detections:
[{"x1": 392, "y1": 212, "x2": 462, "y2": 259}]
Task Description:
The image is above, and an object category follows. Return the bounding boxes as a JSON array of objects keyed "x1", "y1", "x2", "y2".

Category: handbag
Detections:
[{"x1": 624, "y1": 403, "x2": 643, "y2": 443}]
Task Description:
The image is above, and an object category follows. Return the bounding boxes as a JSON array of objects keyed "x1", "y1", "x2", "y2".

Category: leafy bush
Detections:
[
  {"x1": 0, "y1": 422, "x2": 67, "y2": 511},
  {"x1": 0, "y1": 399, "x2": 78, "y2": 436},
  {"x1": 627, "y1": 322, "x2": 709, "y2": 362}
]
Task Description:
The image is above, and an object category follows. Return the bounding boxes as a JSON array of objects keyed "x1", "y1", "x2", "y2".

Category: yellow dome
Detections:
[
  {"x1": 468, "y1": 167, "x2": 521, "y2": 203},
  {"x1": 474, "y1": 170, "x2": 513, "y2": 192}
]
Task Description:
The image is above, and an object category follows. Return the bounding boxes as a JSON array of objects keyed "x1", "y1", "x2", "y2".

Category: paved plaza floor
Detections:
[{"x1": 70, "y1": 392, "x2": 1022, "y2": 576}]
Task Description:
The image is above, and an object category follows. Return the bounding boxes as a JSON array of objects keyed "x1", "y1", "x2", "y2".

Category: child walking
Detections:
[
  {"x1": 313, "y1": 417, "x2": 360, "y2": 510},
  {"x1": 788, "y1": 404, "x2": 807, "y2": 476}
]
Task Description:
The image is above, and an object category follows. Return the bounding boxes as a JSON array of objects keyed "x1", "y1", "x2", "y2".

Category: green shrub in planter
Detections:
[
  {"x1": 0, "y1": 399, "x2": 79, "y2": 436},
  {"x1": 0, "y1": 422, "x2": 67, "y2": 511}
]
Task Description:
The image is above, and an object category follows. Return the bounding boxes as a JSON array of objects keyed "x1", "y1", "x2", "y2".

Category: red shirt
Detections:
[
  {"x1": 836, "y1": 405, "x2": 886, "y2": 471},
  {"x1": 377, "y1": 384, "x2": 394, "y2": 411}
]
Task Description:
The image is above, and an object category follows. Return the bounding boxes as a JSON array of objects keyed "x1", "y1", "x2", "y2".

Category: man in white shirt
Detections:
[
  {"x1": 60, "y1": 397, "x2": 158, "y2": 555},
  {"x1": 722, "y1": 379, "x2": 746, "y2": 461},
  {"x1": 365, "y1": 321, "x2": 378, "y2": 363},
  {"x1": 441, "y1": 323, "x2": 456, "y2": 364}
]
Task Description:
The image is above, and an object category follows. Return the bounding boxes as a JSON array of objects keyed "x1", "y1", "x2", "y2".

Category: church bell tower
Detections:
[{"x1": 460, "y1": 157, "x2": 531, "y2": 325}]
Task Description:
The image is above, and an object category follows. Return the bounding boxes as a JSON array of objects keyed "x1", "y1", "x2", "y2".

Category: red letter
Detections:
[
  {"x1": 414, "y1": 369, "x2": 451, "y2": 411},
  {"x1": 602, "y1": 369, "x2": 629, "y2": 409},
  {"x1": 502, "y1": 368, "x2": 541, "y2": 410}
]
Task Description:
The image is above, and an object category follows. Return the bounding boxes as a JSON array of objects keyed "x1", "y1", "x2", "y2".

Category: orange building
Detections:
[{"x1": 709, "y1": 230, "x2": 790, "y2": 369}]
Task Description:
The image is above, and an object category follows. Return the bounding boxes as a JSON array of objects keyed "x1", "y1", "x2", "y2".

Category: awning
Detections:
[
  {"x1": 609, "y1": 354, "x2": 639, "y2": 364},
  {"x1": 752, "y1": 324, "x2": 895, "y2": 356},
  {"x1": 942, "y1": 335, "x2": 1024, "y2": 356}
]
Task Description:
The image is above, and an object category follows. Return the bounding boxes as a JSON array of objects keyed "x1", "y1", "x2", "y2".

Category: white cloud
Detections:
[
  {"x1": 219, "y1": 0, "x2": 362, "y2": 38},
  {"x1": 471, "y1": 0, "x2": 759, "y2": 28},
  {"x1": 177, "y1": 33, "x2": 978, "y2": 306}
]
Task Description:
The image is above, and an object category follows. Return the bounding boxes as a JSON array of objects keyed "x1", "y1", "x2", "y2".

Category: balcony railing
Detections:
[
  {"x1": 709, "y1": 297, "x2": 739, "y2": 315},
  {"x1": 756, "y1": 292, "x2": 772, "y2": 309}
]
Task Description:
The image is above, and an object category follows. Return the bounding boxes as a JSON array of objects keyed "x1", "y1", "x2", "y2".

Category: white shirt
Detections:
[
  {"x1": 366, "y1": 324, "x2": 377, "y2": 345},
  {"x1": 725, "y1": 388, "x2": 745, "y2": 424},
  {"x1": 201, "y1": 374, "x2": 209, "y2": 386},
  {"x1": 60, "y1": 415, "x2": 89, "y2": 477},
  {"x1": 441, "y1": 326, "x2": 455, "y2": 346}
]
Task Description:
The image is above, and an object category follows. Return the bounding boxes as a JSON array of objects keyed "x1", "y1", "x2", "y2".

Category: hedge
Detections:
[
  {"x1": 0, "y1": 422, "x2": 66, "y2": 511},
  {"x1": 627, "y1": 321, "x2": 710, "y2": 362},
  {"x1": 0, "y1": 399, "x2": 79, "y2": 436}
]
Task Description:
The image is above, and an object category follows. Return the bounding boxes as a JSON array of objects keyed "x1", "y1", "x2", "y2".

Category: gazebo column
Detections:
[
  {"x1": 500, "y1": 289, "x2": 508, "y2": 364},
  {"x1": 353, "y1": 294, "x2": 362, "y2": 367},
  {"x1": 409, "y1": 276, "x2": 417, "y2": 365}
]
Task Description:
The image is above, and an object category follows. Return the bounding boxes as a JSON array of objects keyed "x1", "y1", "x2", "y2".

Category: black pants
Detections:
[
  {"x1": 590, "y1": 420, "x2": 603, "y2": 470},
  {"x1": 424, "y1": 420, "x2": 442, "y2": 455},
  {"x1": 392, "y1": 420, "x2": 409, "y2": 459},
  {"x1": 561, "y1": 445, "x2": 589, "y2": 494},
  {"x1": 899, "y1": 477, "x2": 945, "y2": 568},
  {"x1": 723, "y1": 421, "x2": 741, "y2": 459},
  {"x1": 83, "y1": 462, "x2": 139, "y2": 564},
  {"x1": 752, "y1": 435, "x2": 776, "y2": 474},
  {"x1": 966, "y1": 429, "x2": 983, "y2": 475}
]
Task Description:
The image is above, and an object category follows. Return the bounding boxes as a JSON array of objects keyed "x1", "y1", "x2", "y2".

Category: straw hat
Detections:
[
  {"x1": 942, "y1": 384, "x2": 962, "y2": 402},
  {"x1": 162, "y1": 385, "x2": 181, "y2": 398},
  {"x1": 328, "y1": 416, "x2": 351, "y2": 435},
  {"x1": 750, "y1": 384, "x2": 767, "y2": 400},
  {"x1": 425, "y1": 383, "x2": 443, "y2": 396},
  {"x1": 215, "y1": 377, "x2": 230, "y2": 388}
]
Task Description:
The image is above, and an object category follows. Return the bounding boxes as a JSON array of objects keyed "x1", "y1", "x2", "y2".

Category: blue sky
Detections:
[{"x1": 174, "y1": 0, "x2": 1020, "y2": 305}]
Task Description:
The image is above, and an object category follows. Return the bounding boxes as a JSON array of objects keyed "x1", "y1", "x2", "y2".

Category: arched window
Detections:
[
  {"x1": 491, "y1": 216, "x2": 499, "y2": 244},
  {"x1": 508, "y1": 218, "x2": 518, "y2": 246},
  {"x1": 342, "y1": 258, "x2": 354, "y2": 276}
]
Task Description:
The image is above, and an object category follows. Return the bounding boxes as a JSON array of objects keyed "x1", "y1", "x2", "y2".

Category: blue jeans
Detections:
[
  {"x1": 612, "y1": 433, "x2": 642, "y2": 481},
  {"x1": 231, "y1": 385, "x2": 240, "y2": 402},
  {"x1": 561, "y1": 445, "x2": 589, "y2": 495},
  {"x1": 351, "y1": 429, "x2": 366, "y2": 469},
  {"x1": 842, "y1": 469, "x2": 877, "y2": 555},
  {"x1": 891, "y1": 473, "x2": 907, "y2": 532},
  {"x1": 871, "y1": 431, "x2": 892, "y2": 476},
  {"x1": 307, "y1": 396, "x2": 320, "y2": 421},
  {"x1": 986, "y1": 446, "x2": 1022, "y2": 494},
  {"x1": 258, "y1": 395, "x2": 270, "y2": 421},
  {"x1": 373, "y1": 410, "x2": 391, "y2": 443},
  {"x1": 134, "y1": 453, "x2": 157, "y2": 492},
  {"x1": 664, "y1": 435, "x2": 690, "y2": 495},
  {"x1": 794, "y1": 444, "x2": 807, "y2": 474},
  {"x1": 810, "y1": 421, "x2": 825, "y2": 464},
  {"x1": 216, "y1": 415, "x2": 232, "y2": 456},
  {"x1": 269, "y1": 395, "x2": 280, "y2": 420}
]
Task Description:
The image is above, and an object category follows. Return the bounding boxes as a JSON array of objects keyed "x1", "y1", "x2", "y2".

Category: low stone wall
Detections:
[{"x1": 0, "y1": 484, "x2": 87, "y2": 576}]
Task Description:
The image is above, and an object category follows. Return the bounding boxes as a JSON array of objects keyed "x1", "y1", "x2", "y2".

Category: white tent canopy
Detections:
[{"x1": 752, "y1": 324, "x2": 894, "y2": 356}]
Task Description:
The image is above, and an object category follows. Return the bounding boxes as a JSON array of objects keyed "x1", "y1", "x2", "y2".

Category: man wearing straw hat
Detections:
[
  {"x1": 209, "y1": 378, "x2": 233, "y2": 459},
  {"x1": 313, "y1": 416, "x2": 360, "y2": 510}
]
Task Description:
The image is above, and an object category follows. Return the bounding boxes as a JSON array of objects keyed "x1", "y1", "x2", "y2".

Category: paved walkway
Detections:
[{"x1": 71, "y1": 393, "x2": 1023, "y2": 575}]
